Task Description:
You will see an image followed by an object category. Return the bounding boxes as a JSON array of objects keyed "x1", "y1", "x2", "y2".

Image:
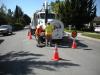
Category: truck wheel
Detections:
[{"x1": 10, "y1": 32, "x2": 13, "y2": 35}]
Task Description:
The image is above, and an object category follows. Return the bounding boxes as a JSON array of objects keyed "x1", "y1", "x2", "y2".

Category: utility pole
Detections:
[{"x1": 44, "y1": 0, "x2": 48, "y2": 24}]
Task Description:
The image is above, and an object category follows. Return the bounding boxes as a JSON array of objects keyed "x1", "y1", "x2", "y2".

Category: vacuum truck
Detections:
[{"x1": 30, "y1": 1, "x2": 64, "y2": 40}]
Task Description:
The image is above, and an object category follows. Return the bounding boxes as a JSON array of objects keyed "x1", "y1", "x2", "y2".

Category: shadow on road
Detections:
[
  {"x1": 83, "y1": 48, "x2": 92, "y2": 50},
  {"x1": 76, "y1": 40, "x2": 88, "y2": 48},
  {"x1": 51, "y1": 36, "x2": 89, "y2": 49},
  {"x1": 0, "y1": 33, "x2": 16, "y2": 37},
  {"x1": 0, "y1": 51, "x2": 80, "y2": 75},
  {"x1": 0, "y1": 39, "x2": 4, "y2": 44}
]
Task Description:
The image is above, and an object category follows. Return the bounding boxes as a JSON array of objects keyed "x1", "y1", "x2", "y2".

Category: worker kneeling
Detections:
[{"x1": 35, "y1": 25, "x2": 45, "y2": 47}]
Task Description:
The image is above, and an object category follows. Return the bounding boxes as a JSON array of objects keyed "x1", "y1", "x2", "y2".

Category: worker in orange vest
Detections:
[{"x1": 35, "y1": 25, "x2": 45, "y2": 46}]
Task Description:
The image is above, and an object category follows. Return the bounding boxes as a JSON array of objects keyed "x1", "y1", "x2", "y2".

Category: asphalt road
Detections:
[{"x1": 0, "y1": 29, "x2": 100, "y2": 75}]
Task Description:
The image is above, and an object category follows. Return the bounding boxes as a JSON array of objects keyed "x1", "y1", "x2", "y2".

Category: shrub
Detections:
[{"x1": 13, "y1": 23, "x2": 24, "y2": 31}]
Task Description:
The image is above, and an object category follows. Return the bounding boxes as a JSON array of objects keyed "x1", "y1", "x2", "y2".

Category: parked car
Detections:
[
  {"x1": 0, "y1": 25, "x2": 13, "y2": 35},
  {"x1": 94, "y1": 25, "x2": 100, "y2": 33}
]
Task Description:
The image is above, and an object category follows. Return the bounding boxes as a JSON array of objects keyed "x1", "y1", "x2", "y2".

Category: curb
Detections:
[{"x1": 78, "y1": 33, "x2": 100, "y2": 42}]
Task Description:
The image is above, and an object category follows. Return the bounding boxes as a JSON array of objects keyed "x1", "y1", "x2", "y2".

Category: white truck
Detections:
[{"x1": 30, "y1": 1, "x2": 64, "y2": 40}]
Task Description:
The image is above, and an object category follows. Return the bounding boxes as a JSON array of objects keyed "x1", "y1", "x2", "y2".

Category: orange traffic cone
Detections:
[
  {"x1": 52, "y1": 44, "x2": 60, "y2": 61},
  {"x1": 29, "y1": 32, "x2": 32, "y2": 40},
  {"x1": 71, "y1": 39, "x2": 77, "y2": 49}
]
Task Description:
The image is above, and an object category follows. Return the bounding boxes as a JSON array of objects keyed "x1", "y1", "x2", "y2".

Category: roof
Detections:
[{"x1": 94, "y1": 16, "x2": 100, "y2": 21}]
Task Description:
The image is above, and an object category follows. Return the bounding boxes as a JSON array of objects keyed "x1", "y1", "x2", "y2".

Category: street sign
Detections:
[{"x1": 72, "y1": 31, "x2": 77, "y2": 38}]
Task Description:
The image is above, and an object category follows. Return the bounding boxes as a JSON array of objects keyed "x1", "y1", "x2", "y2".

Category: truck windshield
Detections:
[{"x1": 40, "y1": 13, "x2": 55, "y2": 19}]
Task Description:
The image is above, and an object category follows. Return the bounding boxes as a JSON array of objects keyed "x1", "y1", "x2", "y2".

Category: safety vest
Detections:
[
  {"x1": 45, "y1": 24, "x2": 53, "y2": 35},
  {"x1": 35, "y1": 27, "x2": 44, "y2": 36}
]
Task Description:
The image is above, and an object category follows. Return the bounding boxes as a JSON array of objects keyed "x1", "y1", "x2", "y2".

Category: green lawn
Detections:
[
  {"x1": 82, "y1": 32, "x2": 100, "y2": 39},
  {"x1": 64, "y1": 28, "x2": 100, "y2": 39}
]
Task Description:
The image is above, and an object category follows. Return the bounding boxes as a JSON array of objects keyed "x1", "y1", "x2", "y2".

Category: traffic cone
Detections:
[
  {"x1": 71, "y1": 39, "x2": 77, "y2": 49},
  {"x1": 29, "y1": 31, "x2": 32, "y2": 40},
  {"x1": 52, "y1": 44, "x2": 60, "y2": 61}
]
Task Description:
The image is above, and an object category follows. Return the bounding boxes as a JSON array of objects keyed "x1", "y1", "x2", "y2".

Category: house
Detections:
[
  {"x1": 93, "y1": 16, "x2": 100, "y2": 32},
  {"x1": 92, "y1": 16, "x2": 100, "y2": 26}
]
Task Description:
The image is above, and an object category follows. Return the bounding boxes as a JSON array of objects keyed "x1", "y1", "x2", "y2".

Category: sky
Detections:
[{"x1": 0, "y1": 0, "x2": 100, "y2": 18}]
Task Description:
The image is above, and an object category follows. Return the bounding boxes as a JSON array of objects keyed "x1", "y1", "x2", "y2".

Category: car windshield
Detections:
[{"x1": 0, "y1": 25, "x2": 9, "y2": 28}]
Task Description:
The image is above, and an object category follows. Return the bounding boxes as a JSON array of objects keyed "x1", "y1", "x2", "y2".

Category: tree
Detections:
[
  {"x1": 13, "y1": 5, "x2": 24, "y2": 23},
  {"x1": 13, "y1": 5, "x2": 25, "y2": 30},
  {"x1": 50, "y1": 0, "x2": 96, "y2": 30},
  {"x1": 50, "y1": 1, "x2": 60, "y2": 14},
  {"x1": 0, "y1": 4, "x2": 7, "y2": 24},
  {"x1": 6, "y1": 9, "x2": 14, "y2": 24},
  {"x1": 0, "y1": 4, "x2": 7, "y2": 15},
  {"x1": 58, "y1": 0, "x2": 72, "y2": 26},
  {"x1": 70, "y1": 0, "x2": 96, "y2": 30},
  {"x1": 23, "y1": 14, "x2": 31, "y2": 25},
  {"x1": 7, "y1": 9, "x2": 13, "y2": 17},
  {"x1": 50, "y1": 0, "x2": 64, "y2": 18}
]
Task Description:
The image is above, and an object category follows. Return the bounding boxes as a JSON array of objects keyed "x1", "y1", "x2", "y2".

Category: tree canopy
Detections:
[
  {"x1": 50, "y1": 0, "x2": 96, "y2": 30},
  {"x1": 0, "y1": 4, "x2": 31, "y2": 30}
]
